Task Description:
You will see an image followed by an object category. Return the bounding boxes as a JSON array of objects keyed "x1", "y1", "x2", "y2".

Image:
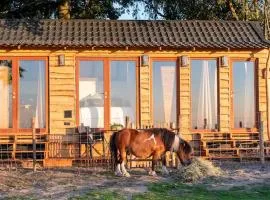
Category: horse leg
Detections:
[
  {"x1": 115, "y1": 163, "x2": 122, "y2": 176},
  {"x1": 114, "y1": 149, "x2": 122, "y2": 176},
  {"x1": 161, "y1": 154, "x2": 169, "y2": 175},
  {"x1": 120, "y1": 149, "x2": 130, "y2": 177},
  {"x1": 149, "y1": 153, "x2": 158, "y2": 176}
]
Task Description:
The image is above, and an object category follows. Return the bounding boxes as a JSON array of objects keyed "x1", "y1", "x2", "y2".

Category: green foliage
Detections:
[
  {"x1": 0, "y1": 0, "x2": 126, "y2": 19},
  {"x1": 110, "y1": 123, "x2": 124, "y2": 130},
  {"x1": 0, "y1": 0, "x2": 265, "y2": 21},
  {"x1": 126, "y1": 0, "x2": 264, "y2": 20}
]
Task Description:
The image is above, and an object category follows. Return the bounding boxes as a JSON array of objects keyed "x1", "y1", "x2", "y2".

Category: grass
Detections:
[
  {"x1": 4, "y1": 197, "x2": 37, "y2": 200},
  {"x1": 69, "y1": 190, "x2": 125, "y2": 200},
  {"x1": 70, "y1": 182, "x2": 270, "y2": 200},
  {"x1": 133, "y1": 182, "x2": 270, "y2": 200}
]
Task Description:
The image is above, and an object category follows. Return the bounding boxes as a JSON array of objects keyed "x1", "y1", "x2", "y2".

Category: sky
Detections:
[{"x1": 118, "y1": 3, "x2": 148, "y2": 20}]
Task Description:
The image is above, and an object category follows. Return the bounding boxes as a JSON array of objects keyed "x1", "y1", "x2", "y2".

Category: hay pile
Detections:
[{"x1": 175, "y1": 158, "x2": 224, "y2": 182}]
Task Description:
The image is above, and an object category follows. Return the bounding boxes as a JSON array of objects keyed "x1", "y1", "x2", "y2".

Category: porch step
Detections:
[
  {"x1": 231, "y1": 132, "x2": 259, "y2": 140},
  {"x1": 0, "y1": 135, "x2": 15, "y2": 144}
]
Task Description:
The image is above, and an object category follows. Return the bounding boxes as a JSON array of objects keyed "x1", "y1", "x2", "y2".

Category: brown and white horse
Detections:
[{"x1": 109, "y1": 128, "x2": 193, "y2": 177}]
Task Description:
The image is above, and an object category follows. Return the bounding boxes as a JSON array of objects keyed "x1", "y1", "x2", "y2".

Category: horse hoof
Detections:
[
  {"x1": 115, "y1": 172, "x2": 123, "y2": 177},
  {"x1": 123, "y1": 172, "x2": 131, "y2": 177},
  {"x1": 162, "y1": 171, "x2": 169, "y2": 176},
  {"x1": 162, "y1": 169, "x2": 169, "y2": 176},
  {"x1": 149, "y1": 171, "x2": 157, "y2": 176}
]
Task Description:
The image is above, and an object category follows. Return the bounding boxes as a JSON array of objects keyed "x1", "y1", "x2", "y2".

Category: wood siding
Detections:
[{"x1": 0, "y1": 48, "x2": 268, "y2": 140}]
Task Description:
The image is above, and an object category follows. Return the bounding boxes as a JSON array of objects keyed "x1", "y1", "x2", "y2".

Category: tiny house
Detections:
[{"x1": 0, "y1": 19, "x2": 269, "y2": 165}]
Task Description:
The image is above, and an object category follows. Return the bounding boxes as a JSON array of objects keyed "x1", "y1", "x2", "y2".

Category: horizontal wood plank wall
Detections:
[
  {"x1": 49, "y1": 52, "x2": 76, "y2": 134},
  {"x1": 257, "y1": 49, "x2": 268, "y2": 139},
  {"x1": 140, "y1": 61, "x2": 151, "y2": 127},
  {"x1": 179, "y1": 62, "x2": 191, "y2": 139},
  {"x1": 219, "y1": 64, "x2": 230, "y2": 132},
  {"x1": 0, "y1": 49, "x2": 268, "y2": 141}
]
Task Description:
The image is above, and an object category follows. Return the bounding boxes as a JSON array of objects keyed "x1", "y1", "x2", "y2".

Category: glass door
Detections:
[
  {"x1": 152, "y1": 61, "x2": 177, "y2": 127},
  {"x1": 19, "y1": 60, "x2": 46, "y2": 132},
  {"x1": 79, "y1": 60, "x2": 105, "y2": 128},
  {"x1": 110, "y1": 60, "x2": 137, "y2": 128},
  {"x1": 0, "y1": 59, "x2": 15, "y2": 133}
]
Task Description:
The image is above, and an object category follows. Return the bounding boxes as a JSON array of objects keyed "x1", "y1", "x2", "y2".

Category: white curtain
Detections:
[
  {"x1": 197, "y1": 61, "x2": 217, "y2": 129},
  {"x1": 0, "y1": 66, "x2": 9, "y2": 128},
  {"x1": 242, "y1": 62, "x2": 254, "y2": 128},
  {"x1": 161, "y1": 66, "x2": 176, "y2": 123},
  {"x1": 34, "y1": 62, "x2": 45, "y2": 128}
]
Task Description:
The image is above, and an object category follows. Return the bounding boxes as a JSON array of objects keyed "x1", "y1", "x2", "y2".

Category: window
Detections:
[
  {"x1": 19, "y1": 60, "x2": 46, "y2": 128},
  {"x1": 232, "y1": 61, "x2": 256, "y2": 129},
  {"x1": 153, "y1": 61, "x2": 177, "y2": 126},
  {"x1": 191, "y1": 60, "x2": 218, "y2": 130},
  {"x1": 79, "y1": 61, "x2": 104, "y2": 128},
  {"x1": 110, "y1": 61, "x2": 136, "y2": 127},
  {"x1": 0, "y1": 60, "x2": 12, "y2": 128}
]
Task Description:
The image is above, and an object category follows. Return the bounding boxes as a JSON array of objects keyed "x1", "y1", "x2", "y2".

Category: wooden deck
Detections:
[{"x1": 0, "y1": 131, "x2": 269, "y2": 168}]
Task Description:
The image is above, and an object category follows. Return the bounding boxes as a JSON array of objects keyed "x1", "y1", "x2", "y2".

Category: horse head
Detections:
[{"x1": 176, "y1": 139, "x2": 193, "y2": 166}]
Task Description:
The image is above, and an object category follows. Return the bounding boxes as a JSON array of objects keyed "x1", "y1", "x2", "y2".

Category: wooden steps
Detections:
[
  {"x1": 0, "y1": 133, "x2": 48, "y2": 160},
  {"x1": 193, "y1": 131, "x2": 263, "y2": 158}
]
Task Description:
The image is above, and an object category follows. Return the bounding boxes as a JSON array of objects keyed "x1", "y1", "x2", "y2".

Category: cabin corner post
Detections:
[
  {"x1": 140, "y1": 55, "x2": 151, "y2": 128},
  {"x1": 179, "y1": 56, "x2": 191, "y2": 139},
  {"x1": 259, "y1": 52, "x2": 269, "y2": 140},
  {"x1": 219, "y1": 58, "x2": 231, "y2": 132}
]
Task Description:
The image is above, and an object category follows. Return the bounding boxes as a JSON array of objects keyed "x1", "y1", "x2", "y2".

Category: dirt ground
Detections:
[{"x1": 0, "y1": 161, "x2": 270, "y2": 200}]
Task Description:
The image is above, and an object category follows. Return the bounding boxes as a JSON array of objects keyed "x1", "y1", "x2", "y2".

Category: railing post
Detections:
[
  {"x1": 259, "y1": 112, "x2": 265, "y2": 165},
  {"x1": 32, "y1": 118, "x2": 37, "y2": 172},
  {"x1": 125, "y1": 116, "x2": 130, "y2": 128}
]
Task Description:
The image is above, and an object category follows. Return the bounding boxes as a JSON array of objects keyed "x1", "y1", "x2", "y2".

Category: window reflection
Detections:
[
  {"x1": 0, "y1": 60, "x2": 12, "y2": 128},
  {"x1": 191, "y1": 60, "x2": 217, "y2": 130},
  {"x1": 233, "y1": 61, "x2": 255, "y2": 128},
  {"x1": 19, "y1": 60, "x2": 46, "y2": 128},
  {"x1": 153, "y1": 61, "x2": 176, "y2": 126},
  {"x1": 79, "y1": 61, "x2": 104, "y2": 128},
  {"x1": 110, "y1": 61, "x2": 136, "y2": 127}
]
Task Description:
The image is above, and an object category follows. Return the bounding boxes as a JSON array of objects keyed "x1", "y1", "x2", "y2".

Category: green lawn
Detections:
[{"x1": 70, "y1": 182, "x2": 270, "y2": 200}]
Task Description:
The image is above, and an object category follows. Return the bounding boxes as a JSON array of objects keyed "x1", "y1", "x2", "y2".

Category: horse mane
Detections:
[{"x1": 145, "y1": 128, "x2": 176, "y2": 151}]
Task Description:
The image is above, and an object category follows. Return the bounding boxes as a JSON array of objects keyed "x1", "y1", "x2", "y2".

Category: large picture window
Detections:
[
  {"x1": 153, "y1": 61, "x2": 177, "y2": 126},
  {"x1": 110, "y1": 61, "x2": 136, "y2": 127},
  {"x1": 232, "y1": 61, "x2": 256, "y2": 129},
  {"x1": 19, "y1": 60, "x2": 46, "y2": 129},
  {"x1": 191, "y1": 60, "x2": 218, "y2": 130}
]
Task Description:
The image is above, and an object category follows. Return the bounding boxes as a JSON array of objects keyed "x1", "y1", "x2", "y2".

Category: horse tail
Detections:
[{"x1": 109, "y1": 131, "x2": 118, "y2": 170}]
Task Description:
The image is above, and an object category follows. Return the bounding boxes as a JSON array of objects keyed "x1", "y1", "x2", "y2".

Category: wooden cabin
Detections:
[{"x1": 0, "y1": 19, "x2": 269, "y2": 166}]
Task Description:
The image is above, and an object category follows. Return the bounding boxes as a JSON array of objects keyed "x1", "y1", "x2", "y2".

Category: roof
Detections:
[{"x1": 0, "y1": 19, "x2": 268, "y2": 49}]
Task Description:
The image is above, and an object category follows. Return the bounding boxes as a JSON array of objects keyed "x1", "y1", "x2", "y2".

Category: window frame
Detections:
[
  {"x1": 230, "y1": 58, "x2": 258, "y2": 133},
  {"x1": 0, "y1": 56, "x2": 48, "y2": 134},
  {"x1": 109, "y1": 58, "x2": 140, "y2": 128},
  {"x1": 190, "y1": 57, "x2": 219, "y2": 133},
  {"x1": 76, "y1": 57, "x2": 140, "y2": 130}
]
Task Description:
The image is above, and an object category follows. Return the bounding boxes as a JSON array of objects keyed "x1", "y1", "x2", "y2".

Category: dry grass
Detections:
[{"x1": 175, "y1": 157, "x2": 224, "y2": 182}]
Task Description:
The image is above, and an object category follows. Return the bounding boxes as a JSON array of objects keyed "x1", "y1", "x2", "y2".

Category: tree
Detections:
[
  {"x1": 0, "y1": 0, "x2": 125, "y2": 19},
  {"x1": 128, "y1": 0, "x2": 264, "y2": 21}
]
